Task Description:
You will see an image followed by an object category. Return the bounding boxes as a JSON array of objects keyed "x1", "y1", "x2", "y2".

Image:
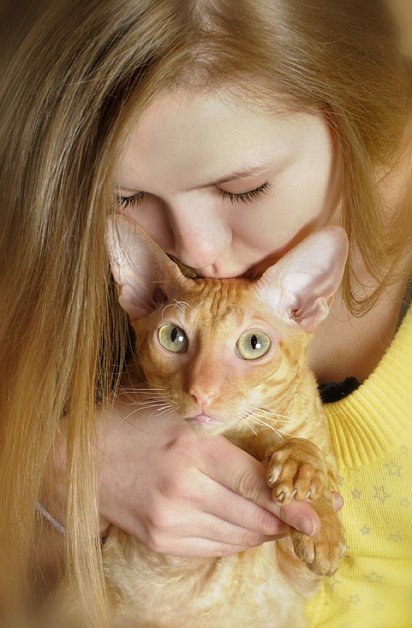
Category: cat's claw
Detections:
[{"x1": 266, "y1": 444, "x2": 327, "y2": 504}]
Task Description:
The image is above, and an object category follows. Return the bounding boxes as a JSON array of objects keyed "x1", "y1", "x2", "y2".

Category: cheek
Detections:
[
  {"x1": 232, "y1": 150, "x2": 336, "y2": 252},
  {"x1": 140, "y1": 351, "x2": 187, "y2": 398},
  {"x1": 216, "y1": 347, "x2": 280, "y2": 396}
]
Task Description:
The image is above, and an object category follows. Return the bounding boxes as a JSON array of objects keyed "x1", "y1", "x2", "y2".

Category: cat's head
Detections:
[{"x1": 106, "y1": 216, "x2": 348, "y2": 435}]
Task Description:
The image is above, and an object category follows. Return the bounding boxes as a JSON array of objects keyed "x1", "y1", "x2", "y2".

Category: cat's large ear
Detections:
[
  {"x1": 255, "y1": 226, "x2": 349, "y2": 332},
  {"x1": 106, "y1": 215, "x2": 187, "y2": 320}
]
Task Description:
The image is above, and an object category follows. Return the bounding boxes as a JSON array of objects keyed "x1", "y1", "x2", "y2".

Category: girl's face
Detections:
[{"x1": 115, "y1": 89, "x2": 342, "y2": 278}]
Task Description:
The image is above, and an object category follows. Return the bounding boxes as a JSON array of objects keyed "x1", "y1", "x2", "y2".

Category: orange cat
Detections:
[{"x1": 100, "y1": 216, "x2": 348, "y2": 627}]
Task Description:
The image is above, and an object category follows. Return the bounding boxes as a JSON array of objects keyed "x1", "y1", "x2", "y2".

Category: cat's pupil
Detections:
[
  {"x1": 171, "y1": 327, "x2": 178, "y2": 342},
  {"x1": 251, "y1": 334, "x2": 261, "y2": 350}
]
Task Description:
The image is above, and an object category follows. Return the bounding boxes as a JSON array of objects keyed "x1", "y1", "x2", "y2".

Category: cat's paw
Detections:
[
  {"x1": 266, "y1": 443, "x2": 327, "y2": 503},
  {"x1": 290, "y1": 519, "x2": 346, "y2": 576}
]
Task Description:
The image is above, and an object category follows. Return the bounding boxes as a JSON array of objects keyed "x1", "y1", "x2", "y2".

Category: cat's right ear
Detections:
[
  {"x1": 255, "y1": 226, "x2": 349, "y2": 333},
  {"x1": 106, "y1": 215, "x2": 186, "y2": 321}
]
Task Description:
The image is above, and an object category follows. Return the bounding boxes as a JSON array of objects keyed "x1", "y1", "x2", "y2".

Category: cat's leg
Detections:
[
  {"x1": 265, "y1": 437, "x2": 328, "y2": 504},
  {"x1": 289, "y1": 491, "x2": 346, "y2": 576},
  {"x1": 264, "y1": 438, "x2": 346, "y2": 576}
]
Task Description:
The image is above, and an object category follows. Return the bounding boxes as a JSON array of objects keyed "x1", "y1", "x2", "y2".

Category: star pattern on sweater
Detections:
[
  {"x1": 373, "y1": 601, "x2": 385, "y2": 611},
  {"x1": 325, "y1": 576, "x2": 342, "y2": 590},
  {"x1": 399, "y1": 445, "x2": 409, "y2": 456},
  {"x1": 400, "y1": 498, "x2": 410, "y2": 508},
  {"x1": 351, "y1": 488, "x2": 361, "y2": 499},
  {"x1": 348, "y1": 594, "x2": 361, "y2": 604},
  {"x1": 385, "y1": 460, "x2": 402, "y2": 477},
  {"x1": 361, "y1": 526, "x2": 371, "y2": 535},
  {"x1": 388, "y1": 533, "x2": 401, "y2": 542},
  {"x1": 365, "y1": 572, "x2": 385, "y2": 584},
  {"x1": 373, "y1": 485, "x2": 390, "y2": 503}
]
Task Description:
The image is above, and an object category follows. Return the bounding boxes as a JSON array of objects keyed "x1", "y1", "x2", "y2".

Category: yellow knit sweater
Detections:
[{"x1": 305, "y1": 304, "x2": 412, "y2": 628}]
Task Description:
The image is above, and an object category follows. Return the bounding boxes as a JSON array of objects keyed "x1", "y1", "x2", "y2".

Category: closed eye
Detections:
[
  {"x1": 114, "y1": 181, "x2": 271, "y2": 209},
  {"x1": 115, "y1": 191, "x2": 145, "y2": 209},
  {"x1": 217, "y1": 182, "x2": 271, "y2": 204}
]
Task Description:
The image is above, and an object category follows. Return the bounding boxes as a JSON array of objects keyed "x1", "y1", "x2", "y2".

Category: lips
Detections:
[{"x1": 185, "y1": 413, "x2": 222, "y2": 425}]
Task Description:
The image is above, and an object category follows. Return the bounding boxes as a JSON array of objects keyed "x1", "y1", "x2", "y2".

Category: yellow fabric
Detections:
[{"x1": 305, "y1": 305, "x2": 412, "y2": 628}]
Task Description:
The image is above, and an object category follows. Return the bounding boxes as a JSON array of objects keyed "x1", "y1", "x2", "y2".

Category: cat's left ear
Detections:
[
  {"x1": 106, "y1": 215, "x2": 187, "y2": 321},
  {"x1": 255, "y1": 226, "x2": 349, "y2": 332}
]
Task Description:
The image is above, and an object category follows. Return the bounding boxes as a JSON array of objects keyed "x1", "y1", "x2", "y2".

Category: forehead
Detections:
[
  {"x1": 116, "y1": 89, "x2": 309, "y2": 193},
  {"x1": 165, "y1": 278, "x2": 276, "y2": 332}
]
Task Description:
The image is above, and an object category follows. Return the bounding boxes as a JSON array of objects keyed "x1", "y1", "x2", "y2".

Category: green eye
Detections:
[
  {"x1": 158, "y1": 324, "x2": 188, "y2": 353},
  {"x1": 236, "y1": 331, "x2": 271, "y2": 360}
]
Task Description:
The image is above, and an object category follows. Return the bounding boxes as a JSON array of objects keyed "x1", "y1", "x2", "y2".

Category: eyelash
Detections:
[
  {"x1": 115, "y1": 181, "x2": 271, "y2": 209},
  {"x1": 218, "y1": 182, "x2": 271, "y2": 204}
]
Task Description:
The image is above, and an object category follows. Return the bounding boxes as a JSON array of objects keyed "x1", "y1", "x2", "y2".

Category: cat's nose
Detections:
[{"x1": 189, "y1": 385, "x2": 218, "y2": 407}]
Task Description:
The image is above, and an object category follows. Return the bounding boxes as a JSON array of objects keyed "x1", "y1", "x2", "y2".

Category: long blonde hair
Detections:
[{"x1": 0, "y1": 0, "x2": 410, "y2": 625}]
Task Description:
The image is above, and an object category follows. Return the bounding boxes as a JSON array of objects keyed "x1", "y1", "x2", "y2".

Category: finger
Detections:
[
  {"x1": 189, "y1": 470, "x2": 289, "y2": 536},
  {"x1": 118, "y1": 495, "x2": 287, "y2": 554},
  {"x1": 200, "y1": 436, "x2": 321, "y2": 535},
  {"x1": 177, "y1": 509, "x2": 288, "y2": 548},
  {"x1": 149, "y1": 536, "x2": 276, "y2": 559}
]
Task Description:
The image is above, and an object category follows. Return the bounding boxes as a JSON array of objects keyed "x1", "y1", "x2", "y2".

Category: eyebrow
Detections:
[{"x1": 117, "y1": 162, "x2": 272, "y2": 194}]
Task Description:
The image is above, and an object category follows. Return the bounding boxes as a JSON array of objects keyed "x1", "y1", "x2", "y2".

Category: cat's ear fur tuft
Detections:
[
  {"x1": 106, "y1": 215, "x2": 186, "y2": 320},
  {"x1": 256, "y1": 226, "x2": 349, "y2": 332}
]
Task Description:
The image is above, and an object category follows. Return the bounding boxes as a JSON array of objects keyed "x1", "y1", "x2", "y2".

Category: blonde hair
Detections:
[{"x1": 0, "y1": 0, "x2": 410, "y2": 625}]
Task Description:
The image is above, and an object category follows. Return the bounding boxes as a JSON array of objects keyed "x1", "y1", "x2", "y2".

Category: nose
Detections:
[
  {"x1": 189, "y1": 385, "x2": 219, "y2": 408},
  {"x1": 169, "y1": 202, "x2": 232, "y2": 269}
]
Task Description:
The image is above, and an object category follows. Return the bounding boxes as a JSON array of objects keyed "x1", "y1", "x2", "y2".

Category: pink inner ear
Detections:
[
  {"x1": 118, "y1": 284, "x2": 150, "y2": 321},
  {"x1": 256, "y1": 226, "x2": 349, "y2": 332},
  {"x1": 106, "y1": 215, "x2": 185, "y2": 321}
]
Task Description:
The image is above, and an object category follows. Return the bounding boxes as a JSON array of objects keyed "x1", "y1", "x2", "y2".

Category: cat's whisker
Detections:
[
  {"x1": 148, "y1": 408, "x2": 162, "y2": 423},
  {"x1": 120, "y1": 385, "x2": 167, "y2": 391},
  {"x1": 119, "y1": 387, "x2": 167, "y2": 396},
  {"x1": 118, "y1": 395, "x2": 167, "y2": 404},
  {"x1": 161, "y1": 411, "x2": 176, "y2": 426},
  {"x1": 155, "y1": 405, "x2": 172, "y2": 414},
  {"x1": 249, "y1": 406, "x2": 306, "y2": 425},
  {"x1": 242, "y1": 412, "x2": 288, "y2": 441},
  {"x1": 240, "y1": 412, "x2": 273, "y2": 432},
  {"x1": 120, "y1": 405, "x2": 160, "y2": 423},
  {"x1": 119, "y1": 397, "x2": 173, "y2": 423},
  {"x1": 253, "y1": 420, "x2": 289, "y2": 438},
  {"x1": 250, "y1": 412, "x2": 292, "y2": 431},
  {"x1": 253, "y1": 423, "x2": 287, "y2": 442},
  {"x1": 116, "y1": 392, "x2": 167, "y2": 404},
  {"x1": 250, "y1": 405, "x2": 293, "y2": 421},
  {"x1": 172, "y1": 299, "x2": 190, "y2": 314},
  {"x1": 162, "y1": 300, "x2": 191, "y2": 317},
  {"x1": 246, "y1": 415, "x2": 279, "y2": 432},
  {"x1": 128, "y1": 401, "x2": 167, "y2": 409},
  {"x1": 260, "y1": 407, "x2": 311, "y2": 425},
  {"x1": 240, "y1": 417, "x2": 258, "y2": 436}
]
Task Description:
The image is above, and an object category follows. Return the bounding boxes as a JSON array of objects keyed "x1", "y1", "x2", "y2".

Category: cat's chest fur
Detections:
[{"x1": 102, "y1": 519, "x2": 318, "y2": 628}]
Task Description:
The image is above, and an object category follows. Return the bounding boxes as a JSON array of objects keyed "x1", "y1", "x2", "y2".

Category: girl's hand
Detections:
[
  {"x1": 51, "y1": 393, "x2": 343, "y2": 558},
  {"x1": 93, "y1": 393, "x2": 343, "y2": 557}
]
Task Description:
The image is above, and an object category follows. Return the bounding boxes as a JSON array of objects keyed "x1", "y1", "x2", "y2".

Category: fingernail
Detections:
[{"x1": 298, "y1": 515, "x2": 316, "y2": 536}]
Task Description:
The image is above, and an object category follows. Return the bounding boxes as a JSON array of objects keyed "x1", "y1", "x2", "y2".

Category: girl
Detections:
[{"x1": 0, "y1": 1, "x2": 410, "y2": 626}]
